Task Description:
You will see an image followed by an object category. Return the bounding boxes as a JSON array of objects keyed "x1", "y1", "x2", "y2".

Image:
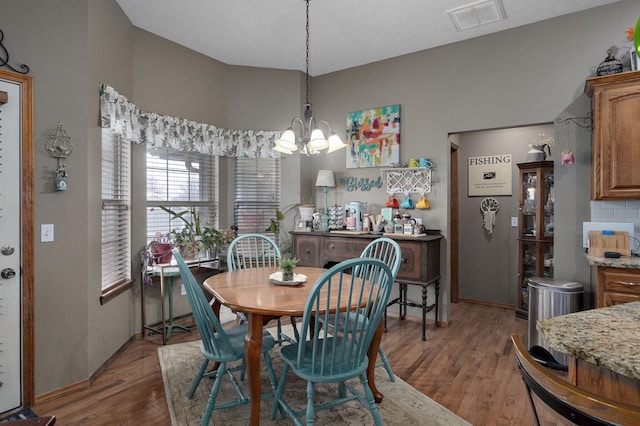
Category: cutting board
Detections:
[{"x1": 588, "y1": 230, "x2": 630, "y2": 256}]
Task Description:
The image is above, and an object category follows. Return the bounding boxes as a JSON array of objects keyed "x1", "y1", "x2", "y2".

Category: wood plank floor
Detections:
[{"x1": 32, "y1": 301, "x2": 538, "y2": 425}]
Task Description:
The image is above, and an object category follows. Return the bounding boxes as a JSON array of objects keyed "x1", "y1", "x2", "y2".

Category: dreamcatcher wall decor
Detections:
[{"x1": 480, "y1": 197, "x2": 499, "y2": 234}]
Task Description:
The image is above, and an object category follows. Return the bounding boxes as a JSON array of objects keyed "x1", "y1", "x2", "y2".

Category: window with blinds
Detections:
[
  {"x1": 146, "y1": 147, "x2": 218, "y2": 243},
  {"x1": 233, "y1": 157, "x2": 281, "y2": 242},
  {"x1": 101, "y1": 130, "x2": 131, "y2": 291}
]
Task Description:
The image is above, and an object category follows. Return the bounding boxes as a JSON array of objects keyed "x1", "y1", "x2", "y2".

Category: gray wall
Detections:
[
  {"x1": 308, "y1": 0, "x2": 639, "y2": 322},
  {"x1": 457, "y1": 125, "x2": 553, "y2": 306},
  {"x1": 2, "y1": 0, "x2": 639, "y2": 399},
  {"x1": 554, "y1": 95, "x2": 593, "y2": 308}
]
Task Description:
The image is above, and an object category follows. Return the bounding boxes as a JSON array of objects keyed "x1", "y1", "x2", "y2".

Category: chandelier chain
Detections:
[{"x1": 305, "y1": 0, "x2": 310, "y2": 106}]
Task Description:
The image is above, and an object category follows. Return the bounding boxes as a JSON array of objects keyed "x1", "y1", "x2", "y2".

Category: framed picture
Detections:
[
  {"x1": 468, "y1": 154, "x2": 513, "y2": 196},
  {"x1": 346, "y1": 104, "x2": 400, "y2": 168}
]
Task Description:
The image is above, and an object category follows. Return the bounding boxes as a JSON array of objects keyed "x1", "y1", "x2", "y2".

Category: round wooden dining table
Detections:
[{"x1": 203, "y1": 265, "x2": 386, "y2": 426}]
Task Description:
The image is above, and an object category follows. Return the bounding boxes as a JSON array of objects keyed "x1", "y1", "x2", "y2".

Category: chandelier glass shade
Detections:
[{"x1": 274, "y1": 0, "x2": 347, "y2": 156}]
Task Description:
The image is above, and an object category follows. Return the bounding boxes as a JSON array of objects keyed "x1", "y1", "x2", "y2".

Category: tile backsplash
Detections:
[{"x1": 591, "y1": 200, "x2": 640, "y2": 251}]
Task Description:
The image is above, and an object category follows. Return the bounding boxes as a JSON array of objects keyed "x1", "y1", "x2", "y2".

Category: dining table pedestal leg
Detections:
[
  {"x1": 246, "y1": 312, "x2": 264, "y2": 426},
  {"x1": 368, "y1": 320, "x2": 385, "y2": 403}
]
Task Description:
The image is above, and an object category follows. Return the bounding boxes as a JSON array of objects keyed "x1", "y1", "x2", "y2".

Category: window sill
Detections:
[{"x1": 100, "y1": 279, "x2": 134, "y2": 305}]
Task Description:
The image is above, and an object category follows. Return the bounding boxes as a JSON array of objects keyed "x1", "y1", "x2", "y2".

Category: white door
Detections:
[{"x1": 0, "y1": 77, "x2": 25, "y2": 413}]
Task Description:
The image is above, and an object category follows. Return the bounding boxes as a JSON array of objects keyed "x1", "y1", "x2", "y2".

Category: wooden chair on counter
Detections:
[{"x1": 511, "y1": 334, "x2": 640, "y2": 426}]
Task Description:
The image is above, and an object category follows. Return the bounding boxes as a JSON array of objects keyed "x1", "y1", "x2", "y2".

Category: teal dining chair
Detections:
[
  {"x1": 358, "y1": 238, "x2": 401, "y2": 381},
  {"x1": 321, "y1": 237, "x2": 401, "y2": 381},
  {"x1": 227, "y1": 233, "x2": 299, "y2": 343},
  {"x1": 270, "y1": 257, "x2": 394, "y2": 426},
  {"x1": 172, "y1": 249, "x2": 279, "y2": 426}
]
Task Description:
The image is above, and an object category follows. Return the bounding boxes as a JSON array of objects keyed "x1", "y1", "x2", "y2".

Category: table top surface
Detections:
[
  {"x1": 538, "y1": 301, "x2": 640, "y2": 380},
  {"x1": 203, "y1": 266, "x2": 365, "y2": 317}
]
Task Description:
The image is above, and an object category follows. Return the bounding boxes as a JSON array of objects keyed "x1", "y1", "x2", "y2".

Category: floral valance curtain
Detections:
[{"x1": 99, "y1": 84, "x2": 280, "y2": 159}]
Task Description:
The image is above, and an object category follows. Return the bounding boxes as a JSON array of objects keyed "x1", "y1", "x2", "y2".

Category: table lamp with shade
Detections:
[{"x1": 315, "y1": 170, "x2": 335, "y2": 231}]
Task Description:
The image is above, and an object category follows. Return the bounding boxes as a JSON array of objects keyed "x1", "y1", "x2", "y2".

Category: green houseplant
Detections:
[
  {"x1": 160, "y1": 206, "x2": 202, "y2": 259},
  {"x1": 278, "y1": 257, "x2": 299, "y2": 281}
]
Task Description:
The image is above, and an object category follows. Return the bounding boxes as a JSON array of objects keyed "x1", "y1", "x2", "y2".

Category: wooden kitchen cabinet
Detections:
[
  {"x1": 597, "y1": 267, "x2": 640, "y2": 307},
  {"x1": 585, "y1": 71, "x2": 640, "y2": 200},
  {"x1": 516, "y1": 161, "x2": 554, "y2": 318}
]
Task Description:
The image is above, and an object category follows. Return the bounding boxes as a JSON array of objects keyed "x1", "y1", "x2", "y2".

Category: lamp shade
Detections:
[
  {"x1": 315, "y1": 169, "x2": 335, "y2": 188},
  {"x1": 275, "y1": 129, "x2": 298, "y2": 152},
  {"x1": 307, "y1": 128, "x2": 329, "y2": 151},
  {"x1": 327, "y1": 132, "x2": 347, "y2": 153}
]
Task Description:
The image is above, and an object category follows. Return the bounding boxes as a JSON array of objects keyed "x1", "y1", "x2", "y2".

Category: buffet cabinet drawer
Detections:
[
  {"x1": 292, "y1": 234, "x2": 321, "y2": 267},
  {"x1": 396, "y1": 240, "x2": 422, "y2": 282},
  {"x1": 323, "y1": 237, "x2": 368, "y2": 264},
  {"x1": 597, "y1": 267, "x2": 640, "y2": 307}
]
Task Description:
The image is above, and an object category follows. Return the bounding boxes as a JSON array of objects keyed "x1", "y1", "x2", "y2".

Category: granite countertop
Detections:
[
  {"x1": 587, "y1": 254, "x2": 640, "y2": 268},
  {"x1": 538, "y1": 302, "x2": 640, "y2": 380}
]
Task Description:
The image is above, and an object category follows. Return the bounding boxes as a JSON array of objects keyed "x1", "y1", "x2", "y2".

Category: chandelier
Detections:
[{"x1": 274, "y1": 0, "x2": 347, "y2": 155}]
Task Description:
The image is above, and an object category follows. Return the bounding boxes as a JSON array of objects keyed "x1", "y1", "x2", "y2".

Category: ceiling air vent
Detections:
[{"x1": 447, "y1": 0, "x2": 506, "y2": 32}]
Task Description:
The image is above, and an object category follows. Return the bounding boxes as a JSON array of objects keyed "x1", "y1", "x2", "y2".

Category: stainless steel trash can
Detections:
[{"x1": 528, "y1": 277, "x2": 583, "y2": 366}]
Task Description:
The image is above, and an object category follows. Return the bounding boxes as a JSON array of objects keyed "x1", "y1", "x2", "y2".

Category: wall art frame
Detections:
[{"x1": 346, "y1": 104, "x2": 400, "y2": 169}]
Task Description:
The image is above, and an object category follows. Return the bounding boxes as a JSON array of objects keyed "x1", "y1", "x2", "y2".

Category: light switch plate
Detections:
[
  {"x1": 181, "y1": 284, "x2": 186, "y2": 296},
  {"x1": 511, "y1": 217, "x2": 518, "y2": 227},
  {"x1": 41, "y1": 224, "x2": 54, "y2": 242}
]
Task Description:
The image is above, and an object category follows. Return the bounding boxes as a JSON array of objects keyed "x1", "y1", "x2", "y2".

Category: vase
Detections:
[
  {"x1": 179, "y1": 242, "x2": 199, "y2": 260},
  {"x1": 298, "y1": 205, "x2": 315, "y2": 222},
  {"x1": 151, "y1": 243, "x2": 173, "y2": 264},
  {"x1": 282, "y1": 270, "x2": 294, "y2": 281},
  {"x1": 527, "y1": 146, "x2": 545, "y2": 162}
]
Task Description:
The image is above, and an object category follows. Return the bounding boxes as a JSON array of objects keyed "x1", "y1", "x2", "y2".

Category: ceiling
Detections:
[{"x1": 116, "y1": 0, "x2": 618, "y2": 76}]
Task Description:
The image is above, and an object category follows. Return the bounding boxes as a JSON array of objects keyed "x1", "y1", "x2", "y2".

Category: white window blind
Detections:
[
  {"x1": 234, "y1": 157, "x2": 281, "y2": 242},
  {"x1": 101, "y1": 130, "x2": 131, "y2": 290},
  {"x1": 146, "y1": 147, "x2": 218, "y2": 242}
]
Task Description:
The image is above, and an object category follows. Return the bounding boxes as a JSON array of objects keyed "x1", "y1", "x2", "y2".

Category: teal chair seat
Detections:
[
  {"x1": 279, "y1": 336, "x2": 369, "y2": 383},
  {"x1": 172, "y1": 248, "x2": 279, "y2": 426},
  {"x1": 270, "y1": 257, "x2": 394, "y2": 426}
]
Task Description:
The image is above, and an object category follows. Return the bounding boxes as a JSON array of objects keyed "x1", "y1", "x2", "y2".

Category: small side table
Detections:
[{"x1": 141, "y1": 258, "x2": 219, "y2": 344}]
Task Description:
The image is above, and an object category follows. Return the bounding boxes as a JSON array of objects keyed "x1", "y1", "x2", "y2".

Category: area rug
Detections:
[{"x1": 158, "y1": 329, "x2": 471, "y2": 425}]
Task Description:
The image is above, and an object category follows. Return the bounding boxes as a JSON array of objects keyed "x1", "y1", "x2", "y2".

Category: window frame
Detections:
[
  {"x1": 100, "y1": 129, "x2": 132, "y2": 304},
  {"x1": 233, "y1": 157, "x2": 281, "y2": 243},
  {"x1": 145, "y1": 146, "x2": 219, "y2": 247}
]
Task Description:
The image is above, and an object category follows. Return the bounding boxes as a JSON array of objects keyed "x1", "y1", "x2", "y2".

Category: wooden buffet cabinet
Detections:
[
  {"x1": 585, "y1": 70, "x2": 640, "y2": 200},
  {"x1": 291, "y1": 231, "x2": 442, "y2": 340}
]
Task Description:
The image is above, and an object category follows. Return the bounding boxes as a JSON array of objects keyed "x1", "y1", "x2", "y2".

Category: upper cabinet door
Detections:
[{"x1": 586, "y1": 71, "x2": 640, "y2": 200}]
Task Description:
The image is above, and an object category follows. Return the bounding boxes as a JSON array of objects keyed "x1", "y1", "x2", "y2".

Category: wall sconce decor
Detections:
[{"x1": 45, "y1": 122, "x2": 74, "y2": 191}]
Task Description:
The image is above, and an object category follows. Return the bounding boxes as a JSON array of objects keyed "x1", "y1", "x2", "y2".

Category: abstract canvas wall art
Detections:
[{"x1": 346, "y1": 104, "x2": 400, "y2": 168}]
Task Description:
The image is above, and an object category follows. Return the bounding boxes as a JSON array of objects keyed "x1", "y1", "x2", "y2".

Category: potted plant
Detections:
[
  {"x1": 199, "y1": 224, "x2": 221, "y2": 258},
  {"x1": 266, "y1": 203, "x2": 307, "y2": 255},
  {"x1": 278, "y1": 257, "x2": 299, "y2": 281},
  {"x1": 150, "y1": 231, "x2": 173, "y2": 264},
  {"x1": 160, "y1": 206, "x2": 202, "y2": 259}
]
